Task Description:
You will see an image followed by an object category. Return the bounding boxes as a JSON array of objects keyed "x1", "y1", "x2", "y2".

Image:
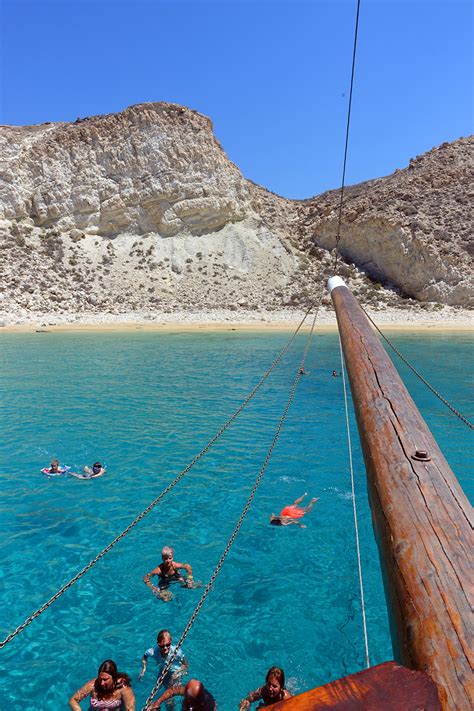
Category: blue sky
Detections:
[{"x1": 1, "y1": 0, "x2": 472, "y2": 198}]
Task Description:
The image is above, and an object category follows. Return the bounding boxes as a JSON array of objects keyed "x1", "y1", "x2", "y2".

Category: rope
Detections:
[
  {"x1": 142, "y1": 307, "x2": 322, "y2": 709},
  {"x1": 361, "y1": 307, "x2": 474, "y2": 429},
  {"x1": 338, "y1": 335, "x2": 370, "y2": 668},
  {"x1": 0, "y1": 301, "x2": 319, "y2": 651},
  {"x1": 333, "y1": 0, "x2": 361, "y2": 272}
]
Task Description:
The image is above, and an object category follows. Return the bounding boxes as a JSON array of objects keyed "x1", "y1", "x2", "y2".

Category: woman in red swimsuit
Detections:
[{"x1": 270, "y1": 493, "x2": 319, "y2": 527}]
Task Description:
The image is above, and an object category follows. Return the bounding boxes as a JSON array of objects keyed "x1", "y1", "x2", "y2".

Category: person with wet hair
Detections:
[
  {"x1": 269, "y1": 493, "x2": 319, "y2": 528},
  {"x1": 143, "y1": 546, "x2": 194, "y2": 601},
  {"x1": 139, "y1": 629, "x2": 188, "y2": 709},
  {"x1": 69, "y1": 659, "x2": 135, "y2": 710},
  {"x1": 239, "y1": 666, "x2": 291, "y2": 708},
  {"x1": 85, "y1": 461, "x2": 106, "y2": 477}
]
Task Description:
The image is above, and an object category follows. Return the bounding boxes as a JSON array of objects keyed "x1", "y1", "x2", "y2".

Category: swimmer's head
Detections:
[
  {"x1": 157, "y1": 629, "x2": 172, "y2": 655},
  {"x1": 161, "y1": 546, "x2": 174, "y2": 560},
  {"x1": 92, "y1": 462, "x2": 102, "y2": 472},
  {"x1": 265, "y1": 666, "x2": 285, "y2": 697},
  {"x1": 270, "y1": 515, "x2": 282, "y2": 526},
  {"x1": 50, "y1": 459, "x2": 59, "y2": 470}
]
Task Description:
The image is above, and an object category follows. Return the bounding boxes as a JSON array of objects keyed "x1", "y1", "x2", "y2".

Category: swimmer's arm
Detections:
[
  {"x1": 283, "y1": 689, "x2": 292, "y2": 700},
  {"x1": 121, "y1": 685, "x2": 136, "y2": 711},
  {"x1": 239, "y1": 687, "x2": 263, "y2": 709},
  {"x1": 139, "y1": 654, "x2": 147, "y2": 679},
  {"x1": 143, "y1": 566, "x2": 162, "y2": 592},
  {"x1": 150, "y1": 684, "x2": 185, "y2": 709},
  {"x1": 69, "y1": 679, "x2": 94, "y2": 709},
  {"x1": 281, "y1": 517, "x2": 306, "y2": 528},
  {"x1": 174, "y1": 561, "x2": 193, "y2": 579}
]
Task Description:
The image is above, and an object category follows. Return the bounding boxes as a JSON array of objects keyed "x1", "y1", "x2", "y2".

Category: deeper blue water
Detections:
[{"x1": 0, "y1": 329, "x2": 472, "y2": 709}]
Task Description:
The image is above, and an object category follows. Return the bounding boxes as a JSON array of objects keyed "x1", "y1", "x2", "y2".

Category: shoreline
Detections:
[{"x1": 1, "y1": 307, "x2": 472, "y2": 333}]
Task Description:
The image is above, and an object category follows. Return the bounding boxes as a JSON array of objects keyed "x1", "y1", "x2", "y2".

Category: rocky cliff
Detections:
[{"x1": 0, "y1": 102, "x2": 472, "y2": 322}]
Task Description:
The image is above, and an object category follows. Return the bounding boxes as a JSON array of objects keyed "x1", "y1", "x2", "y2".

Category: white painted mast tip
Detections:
[{"x1": 327, "y1": 276, "x2": 347, "y2": 293}]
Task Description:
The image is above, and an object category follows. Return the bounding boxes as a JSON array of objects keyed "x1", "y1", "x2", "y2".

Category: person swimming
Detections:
[
  {"x1": 69, "y1": 659, "x2": 134, "y2": 711},
  {"x1": 84, "y1": 462, "x2": 106, "y2": 477},
  {"x1": 139, "y1": 629, "x2": 188, "y2": 710},
  {"x1": 69, "y1": 461, "x2": 106, "y2": 480},
  {"x1": 270, "y1": 493, "x2": 319, "y2": 528},
  {"x1": 41, "y1": 459, "x2": 71, "y2": 475},
  {"x1": 239, "y1": 666, "x2": 291, "y2": 708},
  {"x1": 143, "y1": 546, "x2": 194, "y2": 601}
]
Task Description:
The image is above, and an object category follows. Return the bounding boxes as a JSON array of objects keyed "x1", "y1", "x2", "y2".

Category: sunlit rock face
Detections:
[
  {"x1": 0, "y1": 102, "x2": 472, "y2": 320},
  {"x1": 295, "y1": 136, "x2": 473, "y2": 306}
]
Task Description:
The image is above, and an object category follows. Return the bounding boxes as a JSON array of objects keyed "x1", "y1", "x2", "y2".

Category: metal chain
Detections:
[
  {"x1": 362, "y1": 307, "x2": 474, "y2": 429},
  {"x1": 0, "y1": 302, "x2": 318, "y2": 651},
  {"x1": 142, "y1": 304, "x2": 321, "y2": 709}
]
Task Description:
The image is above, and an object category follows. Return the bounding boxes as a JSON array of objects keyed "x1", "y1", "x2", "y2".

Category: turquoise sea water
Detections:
[{"x1": 0, "y1": 329, "x2": 472, "y2": 709}]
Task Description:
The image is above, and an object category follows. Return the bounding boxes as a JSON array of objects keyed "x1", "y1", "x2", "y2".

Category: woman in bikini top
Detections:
[{"x1": 69, "y1": 659, "x2": 135, "y2": 711}]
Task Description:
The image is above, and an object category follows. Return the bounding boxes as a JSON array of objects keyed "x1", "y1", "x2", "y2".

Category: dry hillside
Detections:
[{"x1": 0, "y1": 102, "x2": 472, "y2": 323}]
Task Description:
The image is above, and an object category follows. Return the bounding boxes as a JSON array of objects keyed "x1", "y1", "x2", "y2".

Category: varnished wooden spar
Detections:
[
  {"x1": 327, "y1": 277, "x2": 473, "y2": 710},
  {"x1": 269, "y1": 662, "x2": 440, "y2": 710}
]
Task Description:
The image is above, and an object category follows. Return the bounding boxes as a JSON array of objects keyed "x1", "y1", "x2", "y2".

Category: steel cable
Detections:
[
  {"x1": 333, "y1": 0, "x2": 361, "y2": 272},
  {"x1": 362, "y1": 306, "x2": 473, "y2": 429}
]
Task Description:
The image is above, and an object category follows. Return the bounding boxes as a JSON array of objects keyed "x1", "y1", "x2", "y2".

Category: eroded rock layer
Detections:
[{"x1": 0, "y1": 102, "x2": 472, "y2": 321}]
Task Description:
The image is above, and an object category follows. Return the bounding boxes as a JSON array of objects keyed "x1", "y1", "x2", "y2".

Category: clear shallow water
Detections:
[{"x1": 0, "y1": 329, "x2": 472, "y2": 709}]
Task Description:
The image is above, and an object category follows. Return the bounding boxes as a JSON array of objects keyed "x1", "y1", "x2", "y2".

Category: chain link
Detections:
[
  {"x1": 0, "y1": 302, "x2": 320, "y2": 651},
  {"x1": 362, "y1": 306, "x2": 473, "y2": 429},
  {"x1": 142, "y1": 300, "x2": 322, "y2": 709}
]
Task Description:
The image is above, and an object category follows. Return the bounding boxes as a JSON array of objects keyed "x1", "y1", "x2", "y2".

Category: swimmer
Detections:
[
  {"x1": 69, "y1": 659, "x2": 135, "y2": 711},
  {"x1": 139, "y1": 630, "x2": 188, "y2": 709},
  {"x1": 150, "y1": 679, "x2": 216, "y2": 710},
  {"x1": 270, "y1": 493, "x2": 319, "y2": 528},
  {"x1": 239, "y1": 666, "x2": 291, "y2": 709},
  {"x1": 48, "y1": 459, "x2": 62, "y2": 474},
  {"x1": 83, "y1": 461, "x2": 106, "y2": 477},
  {"x1": 69, "y1": 461, "x2": 106, "y2": 480},
  {"x1": 143, "y1": 546, "x2": 194, "y2": 602},
  {"x1": 298, "y1": 367, "x2": 308, "y2": 375},
  {"x1": 332, "y1": 370, "x2": 340, "y2": 378}
]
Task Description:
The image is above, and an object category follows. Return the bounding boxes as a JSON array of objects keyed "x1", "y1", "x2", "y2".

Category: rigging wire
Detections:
[
  {"x1": 361, "y1": 306, "x2": 474, "y2": 429},
  {"x1": 142, "y1": 305, "x2": 322, "y2": 709},
  {"x1": 333, "y1": 0, "x2": 361, "y2": 272},
  {"x1": 338, "y1": 335, "x2": 370, "y2": 669},
  {"x1": 0, "y1": 298, "x2": 322, "y2": 651}
]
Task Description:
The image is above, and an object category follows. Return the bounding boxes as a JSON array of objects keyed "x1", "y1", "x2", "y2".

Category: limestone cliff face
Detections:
[
  {"x1": 0, "y1": 102, "x2": 472, "y2": 320},
  {"x1": 0, "y1": 103, "x2": 250, "y2": 236},
  {"x1": 294, "y1": 137, "x2": 473, "y2": 306}
]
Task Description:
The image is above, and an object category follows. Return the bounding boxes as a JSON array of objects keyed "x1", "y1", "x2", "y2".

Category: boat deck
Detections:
[{"x1": 269, "y1": 661, "x2": 441, "y2": 710}]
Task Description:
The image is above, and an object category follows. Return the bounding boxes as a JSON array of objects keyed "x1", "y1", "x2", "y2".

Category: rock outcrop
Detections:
[
  {"x1": 0, "y1": 102, "x2": 472, "y2": 321},
  {"x1": 294, "y1": 137, "x2": 473, "y2": 306}
]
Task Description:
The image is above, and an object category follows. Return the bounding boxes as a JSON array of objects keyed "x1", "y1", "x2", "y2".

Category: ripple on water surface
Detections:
[{"x1": 0, "y1": 330, "x2": 472, "y2": 709}]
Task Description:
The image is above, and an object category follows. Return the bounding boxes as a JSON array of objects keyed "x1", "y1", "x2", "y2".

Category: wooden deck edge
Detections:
[{"x1": 268, "y1": 661, "x2": 441, "y2": 710}]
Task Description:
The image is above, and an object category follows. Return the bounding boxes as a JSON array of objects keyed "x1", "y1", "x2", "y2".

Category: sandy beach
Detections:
[{"x1": 1, "y1": 307, "x2": 472, "y2": 332}]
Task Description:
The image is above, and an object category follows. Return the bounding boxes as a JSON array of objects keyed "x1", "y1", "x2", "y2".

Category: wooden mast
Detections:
[{"x1": 327, "y1": 277, "x2": 473, "y2": 710}]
